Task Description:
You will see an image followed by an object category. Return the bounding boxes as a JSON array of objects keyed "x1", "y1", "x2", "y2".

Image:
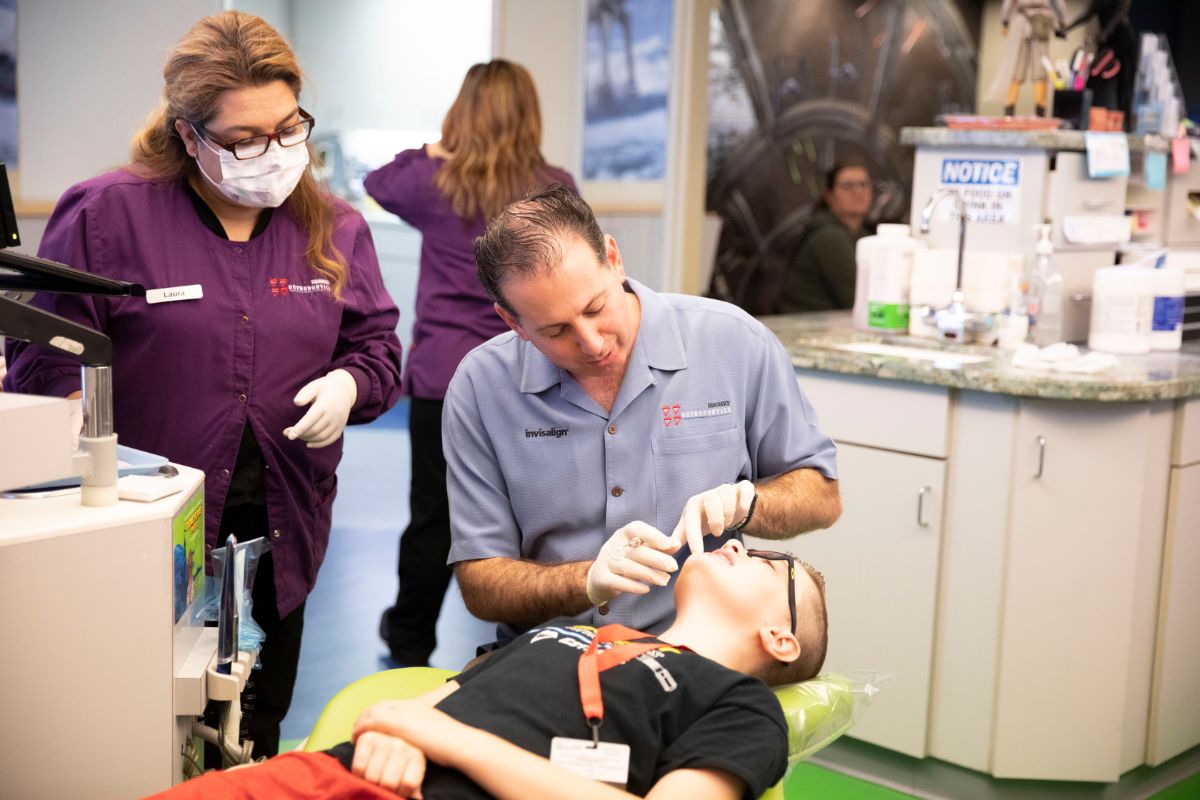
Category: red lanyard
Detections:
[{"x1": 577, "y1": 624, "x2": 670, "y2": 745}]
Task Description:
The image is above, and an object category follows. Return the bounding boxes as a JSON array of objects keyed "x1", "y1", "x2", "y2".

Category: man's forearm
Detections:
[
  {"x1": 455, "y1": 557, "x2": 594, "y2": 626},
  {"x1": 743, "y1": 468, "x2": 841, "y2": 540}
]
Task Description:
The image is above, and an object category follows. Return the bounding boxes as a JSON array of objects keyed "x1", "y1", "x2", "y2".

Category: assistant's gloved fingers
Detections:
[
  {"x1": 306, "y1": 427, "x2": 342, "y2": 449},
  {"x1": 284, "y1": 405, "x2": 323, "y2": 441},
  {"x1": 292, "y1": 377, "x2": 322, "y2": 407},
  {"x1": 610, "y1": 556, "x2": 673, "y2": 587}
]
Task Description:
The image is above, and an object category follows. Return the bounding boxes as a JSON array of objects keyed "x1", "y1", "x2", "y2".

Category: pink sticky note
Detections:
[{"x1": 1172, "y1": 136, "x2": 1191, "y2": 174}]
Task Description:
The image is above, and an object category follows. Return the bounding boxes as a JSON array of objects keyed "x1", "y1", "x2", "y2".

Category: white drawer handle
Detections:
[
  {"x1": 1083, "y1": 198, "x2": 1114, "y2": 210},
  {"x1": 1036, "y1": 436, "x2": 1047, "y2": 479},
  {"x1": 917, "y1": 486, "x2": 931, "y2": 528}
]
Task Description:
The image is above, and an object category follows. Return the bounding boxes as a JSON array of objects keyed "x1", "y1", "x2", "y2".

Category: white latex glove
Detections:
[
  {"x1": 672, "y1": 480, "x2": 757, "y2": 559},
  {"x1": 284, "y1": 368, "x2": 358, "y2": 448},
  {"x1": 585, "y1": 521, "x2": 680, "y2": 606},
  {"x1": 68, "y1": 397, "x2": 84, "y2": 452}
]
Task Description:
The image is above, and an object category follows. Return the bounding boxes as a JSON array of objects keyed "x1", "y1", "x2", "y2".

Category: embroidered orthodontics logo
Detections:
[
  {"x1": 662, "y1": 400, "x2": 733, "y2": 427},
  {"x1": 269, "y1": 277, "x2": 331, "y2": 298}
]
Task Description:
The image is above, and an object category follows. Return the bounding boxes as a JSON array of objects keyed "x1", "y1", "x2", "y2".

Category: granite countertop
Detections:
[
  {"x1": 759, "y1": 311, "x2": 1200, "y2": 402},
  {"x1": 900, "y1": 127, "x2": 1169, "y2": 153}
]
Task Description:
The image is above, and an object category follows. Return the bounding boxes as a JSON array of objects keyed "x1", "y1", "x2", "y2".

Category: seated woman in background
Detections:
[{"x1": 778, "y1": 162, "x2": 874, "y2": 313}]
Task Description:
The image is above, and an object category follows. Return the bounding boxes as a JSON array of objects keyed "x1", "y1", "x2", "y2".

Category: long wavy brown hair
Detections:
[
  {"x1": 129, "y1": 11, "x2": 347, "y2": 298},
  {"x1": 434, "y1": 60, "x2": 549, "y2": 221}
]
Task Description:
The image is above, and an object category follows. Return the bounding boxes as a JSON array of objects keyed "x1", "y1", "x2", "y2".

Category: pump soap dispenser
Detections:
[{"x1": 1027, "y1": 224, "x2": 1063, "y2": 346}]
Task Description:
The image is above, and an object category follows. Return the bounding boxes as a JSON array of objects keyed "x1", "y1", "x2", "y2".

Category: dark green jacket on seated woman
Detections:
[{"x1": 778, "y1": 210, "x2": 870, "y2": 313}]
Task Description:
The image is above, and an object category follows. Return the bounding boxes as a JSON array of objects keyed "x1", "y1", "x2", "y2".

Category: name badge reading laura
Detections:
[
  {"x1": 549, "y1": 738, "x2": 630, "y2": 788},
  {"x1": 146, "y1": 284, "x2": 203, "y2": 304}
]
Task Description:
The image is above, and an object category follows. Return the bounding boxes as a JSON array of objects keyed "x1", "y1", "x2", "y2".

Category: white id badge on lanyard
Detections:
[
  {"x1": 549, "y1": 737, "x2": 630, "y2": 788},
  {"x1": 146, "y1": 284, "x2": 203, "y2": 304}
]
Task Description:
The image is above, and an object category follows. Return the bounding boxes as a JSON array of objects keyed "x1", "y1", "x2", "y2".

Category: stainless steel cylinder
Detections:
[{"x1": 81, "y1": 364, "x2": 114, "y2": 438}]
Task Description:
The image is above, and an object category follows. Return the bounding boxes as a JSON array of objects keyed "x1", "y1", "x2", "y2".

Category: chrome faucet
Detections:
[{"x1": 916, "y1": 188, "x2": 994, "y2": 343}]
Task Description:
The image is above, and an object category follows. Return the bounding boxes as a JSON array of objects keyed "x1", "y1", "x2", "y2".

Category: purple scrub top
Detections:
[
  {"x1": 3, "y1": 169, "x2": 403, "y2": 615},
  {"x1": 363, "y1": 146, "x2": 576, "y2": 400}
]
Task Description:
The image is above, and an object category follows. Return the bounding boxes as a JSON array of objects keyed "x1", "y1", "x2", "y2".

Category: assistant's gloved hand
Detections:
[
  {"x1": 586, "y1": 521, "x2": 680, "y2": 606},
  {"x1": 672, "y1": 480, "x2": 757, "y2": 559},
  {"x1": 284, "y1": 368, "x2": 357, "y2": 449}
]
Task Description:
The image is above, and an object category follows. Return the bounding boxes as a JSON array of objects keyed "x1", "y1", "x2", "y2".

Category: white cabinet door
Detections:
[
  {"x1": 750, "y1": 443, "x2": 946, "y2": 758},
  {"x1": 1148, "y1": 463, "x2": 1200, "y2": 765},
  {"x1": 992, "y1": 400, "x2": 1150, "y2": 781}
]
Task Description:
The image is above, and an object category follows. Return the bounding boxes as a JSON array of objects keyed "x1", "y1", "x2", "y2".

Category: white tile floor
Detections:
[{"x1": 280, "y1": 402, "x2": 494, "y2": 740}]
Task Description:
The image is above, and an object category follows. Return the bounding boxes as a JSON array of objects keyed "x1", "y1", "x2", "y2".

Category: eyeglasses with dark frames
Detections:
[
  {"x1": 193, "y1": 108, "x2": 315, "y2": 161},
  {"x1": 746, "y1": 549, "x2": 798, "y2": 635}
]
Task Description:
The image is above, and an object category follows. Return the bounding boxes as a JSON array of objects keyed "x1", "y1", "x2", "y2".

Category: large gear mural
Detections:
[{"x1": 707, "y1": 0, "x2": 981, "y2": 313}]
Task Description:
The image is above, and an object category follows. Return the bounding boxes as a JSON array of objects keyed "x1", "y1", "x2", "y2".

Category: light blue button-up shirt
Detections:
[{"x1": 444, "y1": 279, "x2": 837, "y2": 642}]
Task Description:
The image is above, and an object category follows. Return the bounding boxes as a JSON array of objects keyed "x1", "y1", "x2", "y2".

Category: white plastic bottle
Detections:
[
  {"x1": 1026, "y1": 224, "x2": 1064, "y2": 346},
  {"x1": 853, "y1": 224, "x2": 912, "y2": 331},
  {"x1": 866, "y1": 225, "x2": 921, "y2": 333},
  {"x1": 1089, "y1": 266, "x2": 1155, "y2": 354}
]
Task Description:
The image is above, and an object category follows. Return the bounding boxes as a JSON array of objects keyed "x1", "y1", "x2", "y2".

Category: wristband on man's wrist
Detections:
[{"x1": 729, "y1": 491, "x2": 758, "y2": 532}]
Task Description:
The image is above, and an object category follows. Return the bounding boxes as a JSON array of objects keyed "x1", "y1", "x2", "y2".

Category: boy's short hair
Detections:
[{"x1": 760, "y1": 561, "x2": 828, "y2": 686}]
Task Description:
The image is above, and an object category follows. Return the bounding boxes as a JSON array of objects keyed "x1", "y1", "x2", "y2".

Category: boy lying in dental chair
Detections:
[{"x1": 150, "y1": 538, "x2": 827, "y2": 800}]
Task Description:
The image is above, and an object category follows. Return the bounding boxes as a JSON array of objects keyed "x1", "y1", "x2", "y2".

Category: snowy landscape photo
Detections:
[{"x1": 583, "y1": 0, "x2": 673, "y2": 181}]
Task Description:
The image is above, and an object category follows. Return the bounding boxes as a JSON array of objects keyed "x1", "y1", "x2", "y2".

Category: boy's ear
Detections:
[{"x1": 758, "y1": 625, "x2": 801, "y2": 665}]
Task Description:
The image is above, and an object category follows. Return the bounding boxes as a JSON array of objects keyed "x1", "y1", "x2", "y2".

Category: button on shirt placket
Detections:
[{"x1": 230, "y1": 243, "x2": 255, "y2": 493}]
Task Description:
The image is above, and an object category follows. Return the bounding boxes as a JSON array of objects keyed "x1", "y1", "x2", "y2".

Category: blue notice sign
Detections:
[
  {"x1": 939, "y1": 159, "x2": 1021, "y2": 185},
  {"x1": 936, "y1": 158, "x2": 1022, "y2": 225}
]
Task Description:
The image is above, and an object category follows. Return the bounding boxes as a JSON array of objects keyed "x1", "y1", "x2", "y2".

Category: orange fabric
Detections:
[
  {"x1": 144, "y1": 751, "x2": 402, "y2": 800},
  {"x1": 578, "y1": 624, "x2": 671, "y2": 724}
]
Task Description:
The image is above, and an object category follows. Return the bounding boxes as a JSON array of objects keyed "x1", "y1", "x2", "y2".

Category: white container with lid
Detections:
[
  {"x1": 1150, "y1": 268, "x2": 1185, "y2": 351},
  {"x1": 865, "y1": 225, "x2": 922, "y2": 332},
  {"x1": 853, "y1": 224, "x2": 913, "y2": 331},
  {"x1": 1088, "y1": 266, "x2": 1156, "y2": 355}
]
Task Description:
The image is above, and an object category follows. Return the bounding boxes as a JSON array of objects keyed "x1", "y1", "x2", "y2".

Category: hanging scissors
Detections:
[{"x1": 1091, "y1": 49, "x2": 1120, "y2": 80}]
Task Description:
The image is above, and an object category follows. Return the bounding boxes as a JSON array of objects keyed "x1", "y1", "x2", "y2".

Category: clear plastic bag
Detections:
[
  {"x1": 190, "y1": 536, "x2": 270, "y2": 656},
  {"x1": 775, "y1": 670, "x2": 891, "y2": 764}
]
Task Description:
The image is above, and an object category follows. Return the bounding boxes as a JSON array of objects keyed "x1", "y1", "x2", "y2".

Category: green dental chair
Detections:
[{"x1": 304, "y1": 667, "x2": 867, "y2": 799}]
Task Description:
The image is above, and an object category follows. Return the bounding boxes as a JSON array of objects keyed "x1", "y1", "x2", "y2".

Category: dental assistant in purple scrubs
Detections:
[
  {"x1": 3, "y1": 11, "x2": 403, "y2": 755},
  {"x1": 363, "y1": 60, "x2": 576, "y2": 667}
]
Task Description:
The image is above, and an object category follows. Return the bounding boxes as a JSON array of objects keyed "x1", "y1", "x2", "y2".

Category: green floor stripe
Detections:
[
  {"x1": 784, "y1": 762, "x2": 916, "y2": 799},
  {"x1": 1150, "y1": 769, "x2": 1200, "y2": 800}
]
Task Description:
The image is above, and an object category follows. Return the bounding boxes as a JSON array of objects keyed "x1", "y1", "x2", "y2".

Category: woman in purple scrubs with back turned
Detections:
[
  {"x1": 364, "y1": 60, "x2": 575, "y2": 667},
  {"x1": 3, "y1": 11, "x2": 403, "y2": 755}
]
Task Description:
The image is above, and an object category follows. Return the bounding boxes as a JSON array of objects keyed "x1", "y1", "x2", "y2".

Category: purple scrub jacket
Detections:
[
  {"x1": 363, "y1": 147, "x2": 576, "y2": 400},
  {"x1": 3, "y1": 170, "x2": 403, "y2": 615}
]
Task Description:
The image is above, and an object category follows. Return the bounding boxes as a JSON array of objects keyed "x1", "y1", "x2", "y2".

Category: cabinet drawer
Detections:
[
  {"x1": 797, "y1": 370, "x2": 950, "y2": 457},
  {"x1": 1046, "y1": 151, "x2": 1128, "y2": 249}
]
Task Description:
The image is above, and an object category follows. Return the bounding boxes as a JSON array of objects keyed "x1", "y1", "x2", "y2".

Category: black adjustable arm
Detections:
[
  {"x1": 0, "y1": 294, "x2": 112, "y2": 367},
  {"x1": 0, "y1": 248, "x2": 144, "y2": 297}
]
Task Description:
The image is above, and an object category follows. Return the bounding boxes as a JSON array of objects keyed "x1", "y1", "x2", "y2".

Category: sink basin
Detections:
[{"x1": 829, "y1": 341, "x2": 994, "y2": 366}]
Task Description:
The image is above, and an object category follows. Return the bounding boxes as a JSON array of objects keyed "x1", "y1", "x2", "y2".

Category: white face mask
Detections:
[{"x1": 193, "y1": 130, "x2": 310, "y2": 208}]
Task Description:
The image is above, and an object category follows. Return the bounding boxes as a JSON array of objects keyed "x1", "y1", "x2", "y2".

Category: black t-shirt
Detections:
[{"x1": 338, "y1": 619, "x2": 787, "y2": 799}]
